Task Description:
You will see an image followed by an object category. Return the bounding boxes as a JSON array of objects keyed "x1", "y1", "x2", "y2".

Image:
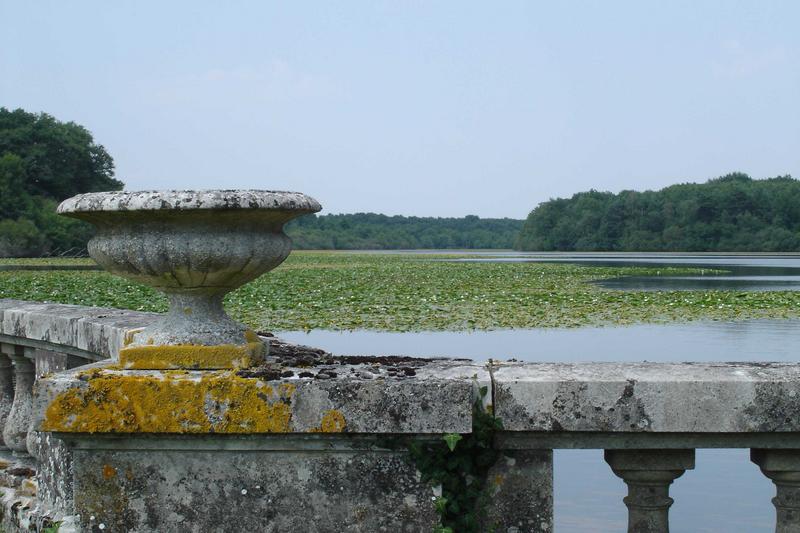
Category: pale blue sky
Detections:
[{"x1": 1, "y1": 1, "x2": 798, "y2": 217}]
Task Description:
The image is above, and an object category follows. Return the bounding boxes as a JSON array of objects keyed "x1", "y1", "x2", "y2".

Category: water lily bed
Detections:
[{"x1": 0, "y1": 252, "x2": 798, "y2": 331}]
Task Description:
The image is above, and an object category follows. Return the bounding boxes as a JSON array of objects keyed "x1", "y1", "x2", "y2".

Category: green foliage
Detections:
[
  {"x1": 287, "y1": 213, "x2": 523, "y2": 250},
  {"x1": 0, "y1": 108, "x2": 121, "y2": 198},
  {"x1": 0, "y1": 218, "x2": 45, "y2": 257},
  {"x1": 516, "y1": 173, "x2": 800, "y2": 251},
  {"x1": 0, "y1": 107, "x2": 122, "y2": 257},
  {"x1": 408, "y1": 386, "x2": 503, "y2": 532},
  {"x1": 443, "y1": 433, "x2": 463, "y2": 452},
  {"x1": 2, "y1": 252, "x2": 800, "y2": 331},
  {"x1": 41, "y1": 521, "x2": 61, "y2": 533},
  {"x1": 0, "y1": 153, "x2": 33, "y2": 218}
]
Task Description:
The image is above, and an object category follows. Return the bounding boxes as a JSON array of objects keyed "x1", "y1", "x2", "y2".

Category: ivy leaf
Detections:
[{"x1": 443, "y1": 433, "x2": 463, "y2": 452}]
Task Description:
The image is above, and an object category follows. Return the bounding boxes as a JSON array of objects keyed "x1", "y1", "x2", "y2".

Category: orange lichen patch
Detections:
[
  {"x1": 312, "y1": 410, "x2": 347, "y2": 433},
  {"x1": 43, "y1": 370, "x2": 294, "y2": 434},
  {"x1": 119, "y1": 330, "x2": 265, "y2": 370},
  {"x1": 103, "y1": 464, "x2": 117, "y2": 479}
]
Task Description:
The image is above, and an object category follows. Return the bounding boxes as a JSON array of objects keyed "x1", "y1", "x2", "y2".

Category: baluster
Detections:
[
  {"x1": 2, "y1": 345, "x2": 35, "y2": 455},
  {"x1": 605, "y1": 449, "x2": 695, "y2": 533},
  {"x1": 26, "y1": 349, "x2": 76, "y2": 458},
  {"x1": 0, "y1": 345, "x2": 15, "y2": 449},
  {"x1": 751, "y1": 449, "x2": 800, "y2": 533}
]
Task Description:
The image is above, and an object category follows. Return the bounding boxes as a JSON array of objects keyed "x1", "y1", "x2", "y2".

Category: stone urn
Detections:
[{"x1": 57, "y1": 190, "x2": 321, "y2": 369}]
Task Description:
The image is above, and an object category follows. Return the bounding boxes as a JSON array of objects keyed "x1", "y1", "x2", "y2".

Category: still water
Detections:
[
  {"x1": 278, "y1": 253, "x2": 800, "y2": 532},
  {"x1": 279, "y1": 323, "x2": 784, "y2": 533},
  {"x1": 454, "y1": 251, "x2": 800, "y2": 292}
]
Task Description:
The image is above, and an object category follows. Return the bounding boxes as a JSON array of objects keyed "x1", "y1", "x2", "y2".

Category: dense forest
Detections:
[
  {"x1": 0, "y1": 108, "x2": 521, "y2": 255},
  {"x1": 0, "y1": 108, "x2": 122, "y2": 256},
  {"x1": 515, "y1": 173, "x2": 800, "y2": 251},
  {"x1": 287, "y1": 213, "x2": 523, "y2": 249},
  {"x1": 8, "y1": 108, "x2": 799, "y2": 255}
]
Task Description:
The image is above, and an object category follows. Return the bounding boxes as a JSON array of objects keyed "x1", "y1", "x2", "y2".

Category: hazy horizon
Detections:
[{"x1": 2, "y1": 1, "x2": 798, "y2": 218}]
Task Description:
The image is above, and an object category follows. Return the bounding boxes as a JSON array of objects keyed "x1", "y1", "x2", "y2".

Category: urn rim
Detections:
[{"x1": 57, "y1": 189, "x2": 322, "y2": 215}]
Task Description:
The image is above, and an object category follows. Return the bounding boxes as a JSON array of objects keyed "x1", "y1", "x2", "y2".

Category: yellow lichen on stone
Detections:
[
  {"x1": 103, "y1": 464, "x2": 117, "y2": 479},
  {"x1": 119, "y1": 331, "x2": 265, "y2": 370},
  {"x1": 312, "y1": 410, "x2": 347, "y2": 433},
  {"x1": 43, "y1": 370, "x2": 294, "y2": 434},
  {"x1": 278, "y1": 382, "x2": 296, "y2": 398},
  {"x1": 122, "y1": 328, "x2": 143, "y2": 347}
]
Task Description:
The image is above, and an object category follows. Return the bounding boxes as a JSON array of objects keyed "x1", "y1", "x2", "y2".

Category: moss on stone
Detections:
[
  {"x1": 119, "y1": 330, "x2": 265, "y2": 370},
  {"x1": 313, "y1": 410, "x2": 347, "y2": 433},
  {"x1": 43, "y1": 369, "x2": 295, "y2": 434}
]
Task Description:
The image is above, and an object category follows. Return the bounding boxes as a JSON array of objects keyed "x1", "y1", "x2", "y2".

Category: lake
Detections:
[
  {"x1": 454, "y1": 251, "x2": 800, "y2": 292},
  {"x1": 278, "y1": 252, "x2": 800, "y2": 532}
]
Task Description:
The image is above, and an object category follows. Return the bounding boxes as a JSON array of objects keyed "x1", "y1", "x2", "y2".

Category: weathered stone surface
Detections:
[
  {"x1": 27, "y1": 350, "x2": 78, "y2": 513},
  {"x1": 492, "y1": 362, "x2": 800, "y2": 433},
  {"x1": 0, "y1": 450, "x2": 77, "y2": 533},
  {"x1": 57, "y1": 189, "x2": 322, "y2": 214},
  {"x1": 0, "y1": 352, "x2": 14, "y2": 447},
  {"x1": 30, "y1": 431, "x2": 73, "y2": 514},
  {"x1": 483, "y1": 449, "x2": 553, "y2": 532},
  {"x1": 3, "y1": 351, "x2": 34, "y2": 453},
  {"x1": 0, "y1": 300, "x2": 155, "y2": 360},
  {"x1": 71, "y1": 444, "x2": 437, "y2": 533},
  {"x1": 0, "y1": 300, "x2": 500, "y2": 531},
  {"x1": 57, "y1": 190, "x2": 322, "y2": 358},
  {"x1": 36, "y1": 359, "x2": 487, "y2": 435},
  {"x1": 605, "y1": 449, "x2": 695, "y2": 533},
  {"x1": 751, "y1": 449, "x2": 800, "y2": 533}
]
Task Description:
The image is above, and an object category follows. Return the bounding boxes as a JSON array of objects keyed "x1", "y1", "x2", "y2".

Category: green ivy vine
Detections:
[{"x1": 408, "y1": 385, "x2": 503, "y2": 533}]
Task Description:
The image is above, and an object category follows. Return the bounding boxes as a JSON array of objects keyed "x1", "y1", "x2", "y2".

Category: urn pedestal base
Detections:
[{"x1": 120, "y1": 330, "x2": 265, "y2": 370}]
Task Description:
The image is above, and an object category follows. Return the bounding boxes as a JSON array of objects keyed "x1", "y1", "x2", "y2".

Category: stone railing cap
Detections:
[{"x1": 492, "y1": 361, "x2": 800, "y2": 434}]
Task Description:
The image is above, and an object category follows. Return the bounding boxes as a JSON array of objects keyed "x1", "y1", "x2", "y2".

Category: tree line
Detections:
[
  {"x1": 6, "y1": 108, "x2": 798, "y2": 255},
  {"x1": 287, "y1": 213, "x2": 523, "y2": 250},
  {"x1": 515, "y1": 173, "x2": 800, "y2": 251},
  {"x1": 0, "y1": 108, "x2": 522, "y2": 256},
  {"x1": 0, "y1": 108, "x2": 122, "y2": 256}
]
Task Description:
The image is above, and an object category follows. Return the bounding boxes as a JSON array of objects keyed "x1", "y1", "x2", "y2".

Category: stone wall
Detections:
[{"x1": 1, "y1": 300, "x2": 800, "y2": 532}]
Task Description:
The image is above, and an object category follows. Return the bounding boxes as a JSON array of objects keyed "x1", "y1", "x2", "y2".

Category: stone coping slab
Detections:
[
  {"x1": 36, "y1": 359, "x2": 488, "y2": 436},
  {"x1": 492, "y1": 361, "x2": 800, "y2": 433},
  {"x1": 0, "y1": 299, "x2": 156, "y2": 360},
  {"x1": 7, "y1": 301, "x2": 800, "y2": 439}
]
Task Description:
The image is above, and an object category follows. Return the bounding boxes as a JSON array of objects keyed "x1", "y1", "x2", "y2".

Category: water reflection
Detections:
[
  {"x1": 596, "y1": 275, "x2": 800, "y2": 291},
  {"x1": 278, "y1": 320, "x2": 800, "y2": 363},
  {"x1": 452, "y1": 251, "x2": 800, "y2": 292}
]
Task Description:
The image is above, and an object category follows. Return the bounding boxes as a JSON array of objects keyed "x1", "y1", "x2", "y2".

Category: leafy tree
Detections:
[
  {"x1": 0, "y1": 153, "x2": 33, "y2": 219},
  {"x1": 0, "y1": 108, "x2": 122, "y2": 256},
  {"x1": 515, "y1": 173, "x2": 800, "y2": 252},
  {"x1": 287, "y1": 213, "x2": 524, "y2": 250}
]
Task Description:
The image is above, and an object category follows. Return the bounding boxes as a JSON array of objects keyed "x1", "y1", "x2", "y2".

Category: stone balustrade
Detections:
[{"x1": 0, "y1": 299, "x2": 798, "y2": 532}]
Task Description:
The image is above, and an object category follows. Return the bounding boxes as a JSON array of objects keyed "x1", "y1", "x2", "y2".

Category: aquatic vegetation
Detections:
[{"x1": 1, "y1": 252, "x2": 799, "y2": 331}]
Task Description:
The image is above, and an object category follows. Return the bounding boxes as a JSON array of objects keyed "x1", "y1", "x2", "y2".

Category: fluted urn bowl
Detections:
[{"x1": 57, "y1": 190, "x2": 321, "y2": 369}]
